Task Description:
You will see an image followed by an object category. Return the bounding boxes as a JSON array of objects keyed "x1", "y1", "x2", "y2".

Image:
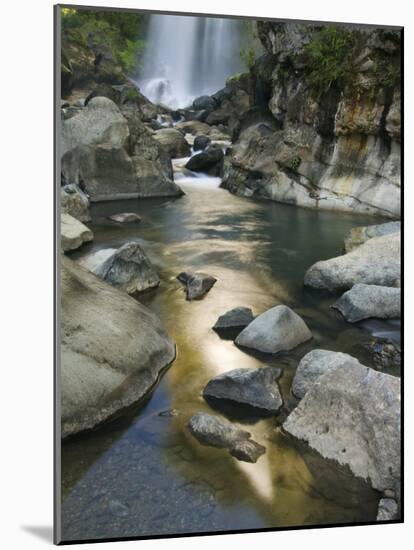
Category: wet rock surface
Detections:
[
  {"x1": 203, "y1": 366, "x2": 283, "y2": 415},
  {"x1": 361, "y1": 337, "x2": 401, "y2": 370},
  {"x1": 332, "y1": 283, "x2": 400, "y2": 322},
  {"x1": 185, "y1": 145, "x2": 224, "y2": 176},
  {"x1": 213, "y1": 306, "x2": 254, "y2": 336},
  {"x1": 92, "y1": 242, "x2": 160, "y2": 295},
  {"x1": 177, "y1": 271, "x2": 217, "y2": 300},
  {"x1": 108, "y1": 212, "x2": 141, "y2": 224},
  {"x1": 187, "y1": 412, "x2": 266, "y2": 463},
  {"x1": 236, "y1": 305, "x2": 312, "y2": 354}
]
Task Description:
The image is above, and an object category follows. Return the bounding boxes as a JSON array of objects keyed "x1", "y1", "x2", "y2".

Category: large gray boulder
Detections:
[
  {"x1": 187, "y1": 412, "x2": 265, "y2": 463},
  {"x1": 332, "y1": 284, "x2": 400, "y2": 323},
  {"x1": 61, "y1": 185, "x2": 90, "y2": 223},
  {"x1": 61, "y1": 97, "x2": 129, "y2": 156},
  {"x1": 291, "y1": 349, "x2": 361, "y2": 399},
  {"x1": 344, "y1": 222, "x2": 400, "y2": 252},
  {"x1": 203, "y1": 366, "x2": 283, "y2": 414},
  {"x1": 152, "y1": 128, "x2": 191, "y2": 158},
  {"x1": 61, "y1": 213, "x2": 93, "y2": 252},
  {"x1": 62, "y1": 144, "x2": 183, "y2": 201},
  {"x1": 92, "y1": 242, "x2": 160, "y2": 295},
  {"x1": 61, "y1": 98, "x2": 183, "y2": 201},
  {"x1": 177, "y1": 272, "x2": 217, "y2": 300},
  {"x1": 235, "y1": 305, "x2": 312, "y2": 354},
  {"x1": 283, "y1": 362, "x2": 401, "y2": 494},
  {"x1": 61, "y1": 256, "x2": 175, "y2": 438},
  {"x1": 304, "y1": 233, "x2": 400, "y2": 291}
]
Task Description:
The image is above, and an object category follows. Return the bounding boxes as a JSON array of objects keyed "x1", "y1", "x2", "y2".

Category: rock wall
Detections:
[{"x1": 221, "y1": 23, "x2": 401, "y2": 218}]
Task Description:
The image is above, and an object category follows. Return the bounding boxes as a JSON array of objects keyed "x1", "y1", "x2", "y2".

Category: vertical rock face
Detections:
[
  {"x1": 61, "y1": 256, "x2": 176, "y2": 438},
  {"x1": 283, "y1": 362, "x2": 401, "y2": 495},
  {"x1": 221, "y1": 23, "x2": 401, "y2": 219}
]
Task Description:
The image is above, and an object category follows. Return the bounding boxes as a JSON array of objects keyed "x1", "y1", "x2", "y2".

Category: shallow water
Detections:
[{"x1": 62, "y1": 175, "x2": 399, "y2": 541}]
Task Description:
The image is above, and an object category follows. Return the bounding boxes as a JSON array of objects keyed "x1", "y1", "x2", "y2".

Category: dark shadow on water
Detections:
[
  {"x1": 204, "y1": 395, "x2": 279, "y2": 424},
  {"x1": 212, "y1": 326, "x2": 245, "y2": 341},
  {"x1": 21, "y1": 525, "x2": 53, "y2": 543}
]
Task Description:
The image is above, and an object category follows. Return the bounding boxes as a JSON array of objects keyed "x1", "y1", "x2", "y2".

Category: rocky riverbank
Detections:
[{"x1": 60, "y1": 17, "x2": 401, "y2": 532}]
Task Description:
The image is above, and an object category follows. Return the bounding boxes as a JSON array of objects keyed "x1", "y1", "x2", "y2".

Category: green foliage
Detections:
[
  {"x1": 304, "y1": 26, "x2": 357, "y2": 96},
  {"x1": 239, "y1": 48, "x2": 256, "y2": 69},
  {"x1": 373, "y1": 58, "x2": 401, "y2": 90},
  {"x1": 290, "y1": 156, "x2": 301, "y2": 171},
  {"x1": 61, "y1": 8, "x2": 149, "y2": 75}
]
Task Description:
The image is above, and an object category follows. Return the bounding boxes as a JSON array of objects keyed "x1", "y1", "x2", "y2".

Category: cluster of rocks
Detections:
[
  {"x1": 187, "y1": 304, "x2": 312, "y2": 462},
  {"x1": 305, "y1": 221, "x2": 401, "y2": 325}
]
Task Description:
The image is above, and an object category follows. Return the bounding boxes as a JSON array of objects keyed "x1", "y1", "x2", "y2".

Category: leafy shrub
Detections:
[
  {"x1": 61, "y1": 8, "x2": 149, "y2": 75},
  {"x1": 304, "y1": 26, "x2": 357, "y2": 96},
  {"x1": 290, "y1": 156, "x2": 301, "y2": 171}
]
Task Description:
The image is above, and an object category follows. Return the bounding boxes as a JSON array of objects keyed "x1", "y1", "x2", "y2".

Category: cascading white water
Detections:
[{"x1": 138, "y1": 14, "x2": 243, "y2": 109}]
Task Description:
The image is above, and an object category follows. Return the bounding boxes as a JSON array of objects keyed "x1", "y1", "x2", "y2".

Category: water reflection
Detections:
[{"x1": 62, "y1": 182, "x2": 391, "y2": 541}]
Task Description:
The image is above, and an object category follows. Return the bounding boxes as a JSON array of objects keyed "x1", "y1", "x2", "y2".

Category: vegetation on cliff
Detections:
[{"x1": 61, "y1": 8, "x2": 149, "y2": 76}]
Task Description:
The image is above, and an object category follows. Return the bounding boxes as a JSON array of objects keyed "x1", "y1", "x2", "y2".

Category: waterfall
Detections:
[{"x1": 138, "y1": 14, "x2": 243, "y2": 109}]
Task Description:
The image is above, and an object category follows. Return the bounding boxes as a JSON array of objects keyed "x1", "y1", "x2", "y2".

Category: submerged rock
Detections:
[
  {"x1": 235, "y1": 305, "x2": 312, "y2": 354},
  {"x1": 332, "y1": 283, "x2": 400, "y2": 322},
  {"x1": 61, "y1": 185, "x2": 90, "y2": 223},
  {"x1": 291, "y1": 349, "x2": 361, "y2": 399},
  {"x1": 152, "y1": 128, "x2": 191, "y2": 158},
  {"x1": 376, "y1": 498, "x2": 399, "y2": 521},
  {"x1": 185, "y1": 145, "x2": 224, "y2": 175},
  {"x1": 187, "y1": 412, "x2": 265, "y2": 463},
  {"x1": 92, "y1": 242, "x2": 160, "y2": 295},
  {"x1": 213, "y1": 306, "x2": 254, "y2": 335},
  {"x1": 177, "y1": 271, "x2": 217, "y2": 300},
  {"x1": 61, "y1": 213, "x2": 93, "y2": 252},
  {"x1": 203, "y1": 366, "x2": 283, "y2": 415},
  {"x1": 108, "y1": 212, "x2": 141, "y2": 224},
  {"x1": 361, "y1": 337, "x2": 401, "y2": 370},
  {"x1": 304, "y1": 233, "x2": 400, "y2": 291},
  {"x1": 283, "y1": 362, "x2": 401, "y2": 494},
  {"x1": 344, "y1": 222, "x2": 400, "y2": 252},
  {"x1": 61, "y1": 256, "x2": 176, "y2": 438}
]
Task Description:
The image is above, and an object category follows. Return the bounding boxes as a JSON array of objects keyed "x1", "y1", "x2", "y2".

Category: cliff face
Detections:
[{"x1": 221, "y1": 23, "x2": 401, "y2": 218}]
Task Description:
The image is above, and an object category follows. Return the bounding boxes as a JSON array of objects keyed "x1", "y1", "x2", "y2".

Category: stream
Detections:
[{"x1": 61, "y1": 161, "x2": 399, "y2": 541}]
